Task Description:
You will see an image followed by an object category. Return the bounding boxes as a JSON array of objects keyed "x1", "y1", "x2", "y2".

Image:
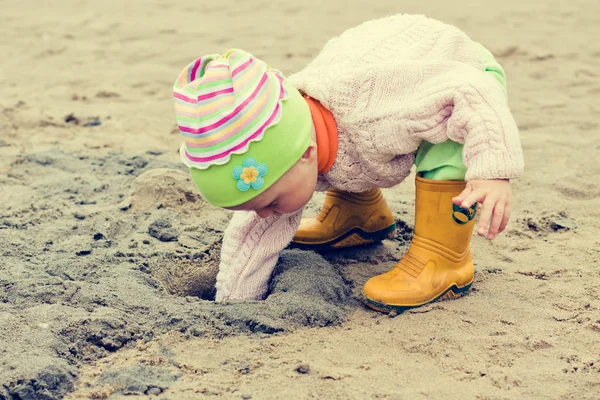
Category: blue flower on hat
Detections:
[{"x1": 232, "y1": 158, "x2": 268, "y2": 192}]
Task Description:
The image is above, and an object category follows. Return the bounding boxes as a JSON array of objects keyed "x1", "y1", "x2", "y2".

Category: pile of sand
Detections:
[
  {"x1": 1, "y1": 0, "x2": 599, "y2": 398},
  {"x1": 0, "y1": 153, "x2": 352, "y2": 398}
]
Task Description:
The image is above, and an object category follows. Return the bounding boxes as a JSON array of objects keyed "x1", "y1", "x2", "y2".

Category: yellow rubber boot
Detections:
[
  {"x1": 362, "y1": 176, "x2": 477, "y2": 313},
  {"x1": 292, "y1": 188, "x2": 396, "y2": 250}
]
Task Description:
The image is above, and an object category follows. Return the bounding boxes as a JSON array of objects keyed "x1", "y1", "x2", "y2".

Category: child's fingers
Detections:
[
  {"x1": 452, "y1": 186, "x2": 472, "y2": 206},
  {"x1": 487, "y1": 201, "x2": 505, "y2": 240},
  {"x1": 460, "y1": 189, "x2": 485, "y2": 209},
  {"x1": 498, "y1": 204, "x2": 512, "y2": 233},
  {"x1": 476, "y1": 196, "x2": 496, "y2": 236}
]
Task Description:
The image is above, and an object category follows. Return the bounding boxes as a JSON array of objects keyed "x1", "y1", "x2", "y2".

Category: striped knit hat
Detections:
[{"x1": 173, "y1": 49, "x2": 312, "y2": 207}]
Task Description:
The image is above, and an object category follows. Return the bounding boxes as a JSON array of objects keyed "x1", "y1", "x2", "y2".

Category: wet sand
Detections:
[{"x1": 0, "y1": 0, "x2": 599, "y2": 398}]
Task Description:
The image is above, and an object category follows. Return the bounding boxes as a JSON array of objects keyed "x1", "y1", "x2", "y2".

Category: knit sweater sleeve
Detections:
[
  {"x1": 333, "y1": 61, "x2": 524, "y2": 181},
  {"x1": 215, "y1": 209, "x2": 302, "y2": 301}
]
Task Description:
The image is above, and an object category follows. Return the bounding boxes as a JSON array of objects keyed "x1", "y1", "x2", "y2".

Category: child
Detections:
[{"x1": 172, "y1": 14, "x2": 524, "y2": 313}]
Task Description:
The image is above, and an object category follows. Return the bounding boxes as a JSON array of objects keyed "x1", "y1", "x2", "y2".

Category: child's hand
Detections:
[{"x1": 452, "y1": 179, "x2": 512, "y2": 240}]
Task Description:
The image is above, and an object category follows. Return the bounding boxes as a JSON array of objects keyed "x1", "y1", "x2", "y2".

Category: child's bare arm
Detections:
[
  {"x1": 215, "y1": 209, "x2": 303, "y2": 301},
  {"x1": 452, "y1": 179, "x2": 512, "y2": 240}
]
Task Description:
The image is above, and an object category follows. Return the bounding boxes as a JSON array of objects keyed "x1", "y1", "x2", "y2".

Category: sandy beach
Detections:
[{"x1": 1, "y1": 0, "x2": 599, "y2": 398}]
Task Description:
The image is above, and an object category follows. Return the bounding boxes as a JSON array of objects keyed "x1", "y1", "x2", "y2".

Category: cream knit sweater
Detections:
[{"x1": 215, "y1": 14, "x2": 524, "y2": 301}]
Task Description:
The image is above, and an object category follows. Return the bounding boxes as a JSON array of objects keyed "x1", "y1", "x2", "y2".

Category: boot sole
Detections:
[
  {"x1": 361, "y1": 281, "x2": 473, "y2": 314},
  {"x1": 290, "y1": 223, "x2": 397, "y2": 252}
]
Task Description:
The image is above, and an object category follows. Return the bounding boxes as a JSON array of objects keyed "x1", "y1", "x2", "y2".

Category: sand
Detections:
[{"x1": 1, "y1": 0, "x2": 599, "y2": 399}]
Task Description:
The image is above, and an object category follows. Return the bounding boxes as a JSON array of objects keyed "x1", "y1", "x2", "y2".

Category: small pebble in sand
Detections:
[
  {"x1": 74, "y1": 212, "x2": 86, "y2": 220},
  {"x1": 296, "y1": 364, "x2": 310, "y2": 374},
  {"x1": 83, "y1": 118, "x2": 102, "y2": 127},
  {"x1": 133, "y1": 157, "x2": 148, "y2": 169},
  {"x1": 118, "y1": 199, "x2": 132, "y2": 211},
  {"x1": 146, "y1": 387, "x2": 162, "y2": 395},
  {"x1": 93, "y1": 233, "x2": 105, "y2": 241},
  {"x1": 96, "y1": 91, "x2": 120, "y2": 98},
  {"x1": 548, "y1": 217, "x2": 577, "y2": 231},
  {"x1": 148, "y1": 219, "x2": 179, "y2": 242},
  {"x1": 64, "y1": 113, "x2": 80, "y2": 124},
  {"x1": 241, "y1": 395, "x2": 252, "y2": 400},
  {"x1": 237, "y1": 364, "x2": 251, "y2": 374}
]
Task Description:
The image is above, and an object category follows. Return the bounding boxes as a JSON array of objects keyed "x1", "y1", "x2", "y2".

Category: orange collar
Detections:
[{"x1": 304, "y1": 96, "x2": 338, "y2": 174}]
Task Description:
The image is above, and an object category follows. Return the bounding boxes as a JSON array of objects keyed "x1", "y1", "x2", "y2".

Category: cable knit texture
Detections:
[
  {"x1": 216, "y1": 210, "x2": 303, "y2": 301},
  {"x1": 216, "y1": 14, "x2": 524, "y2": 301}
]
